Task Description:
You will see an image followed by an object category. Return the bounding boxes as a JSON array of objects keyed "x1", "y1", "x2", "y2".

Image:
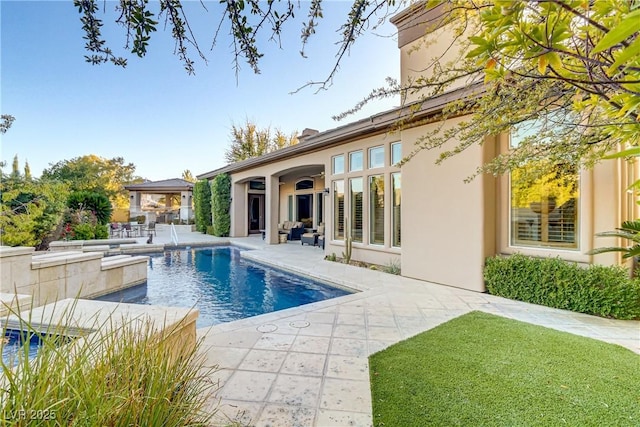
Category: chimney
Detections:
[{"x1": 298, "y1": 128, "x2": 319, "y2": 142}]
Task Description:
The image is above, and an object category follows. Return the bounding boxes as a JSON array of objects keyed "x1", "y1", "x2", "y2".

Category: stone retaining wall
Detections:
[{"x1": 0, "y1": 246, "x2": 148, "y2": 308}]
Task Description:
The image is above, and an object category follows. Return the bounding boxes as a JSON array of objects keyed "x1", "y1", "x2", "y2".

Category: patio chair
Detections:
[
  {"x1": 301, "y1": 224, "x2": 324, "y2": 247},
  {"x1": 147, "y1": 221, "x2": 157, "y2": 236},
  {"x1": 109, "y1": 223, "x2": 121, "y2": 238},
  {"x1": 122, "y1": 223, "x2": 134, "y2": 237},
  {"x1": 301, "y1": 232, "x2": 317, "y2": 246}
]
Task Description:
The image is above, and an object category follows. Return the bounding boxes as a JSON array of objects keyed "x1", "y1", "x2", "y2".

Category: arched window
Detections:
[{"x1": 295, "y1": 179, "x2": 314, "y2": 191}]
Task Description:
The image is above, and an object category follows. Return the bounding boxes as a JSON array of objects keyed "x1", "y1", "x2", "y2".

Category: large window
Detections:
[
  {"x1": 350, "y1": 178, "x2": 363, "y2": 242},
  {"x1": 369, "y1": 146, "x2": 385, "y2": 169},
  {"x1": 509, "y1": 118, "x2": 579, "y2": 249},
  {"x1": 333, "y1": 180, "x2": 344, "y2": 240},
  {"x1": 369, "y1": 175, "x2": 385, "y2": 245},
  {"x1": 392, "y1": 173, "x2": 401, "y2": 247},
  {"x1": 510, "y1": 163, "x2": 578, "y2": 249},
  {"x1": 332, "y1": 155, "x2": 345, "y2": 175},
  {"x1": 391, "y1": 142, "x2": 402, "y2": 166},
  {"x1": 287, "y1": 195, "x2": 293, "y2": 221},
  {"x1": 349, "y1": 151, "x2": 363, "y2": 172}
]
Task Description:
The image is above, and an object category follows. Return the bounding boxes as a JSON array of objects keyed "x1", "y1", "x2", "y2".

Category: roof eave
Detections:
[{"x1": 196, "y1": 83, "x2": 484, "y2": 180}]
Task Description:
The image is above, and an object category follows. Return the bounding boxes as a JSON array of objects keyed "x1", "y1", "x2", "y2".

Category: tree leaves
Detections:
[
  {"x1": 428, "y1": 0, "x2": 640, "y2": 176},
  {"x1": 592, "y1": 9, "x2": 640, "y2": 53}
]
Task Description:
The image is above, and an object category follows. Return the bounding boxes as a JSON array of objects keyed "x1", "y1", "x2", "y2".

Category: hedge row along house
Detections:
[{"x1": 197, "y1": 2, "x2": 636, "y2": 293}]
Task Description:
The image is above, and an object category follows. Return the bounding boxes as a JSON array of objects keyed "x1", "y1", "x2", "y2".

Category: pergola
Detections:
[{"x1": 124, "y1": 178, "x2": 194, "y2": 224}]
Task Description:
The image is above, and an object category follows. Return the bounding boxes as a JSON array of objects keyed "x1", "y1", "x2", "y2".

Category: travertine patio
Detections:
[{"x1": 160, "y1": 236, "x2": 639, "y2": 427}]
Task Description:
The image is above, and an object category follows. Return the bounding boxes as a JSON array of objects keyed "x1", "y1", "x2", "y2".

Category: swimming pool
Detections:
[
  {"x1": 2, "y1": 329, "x2": 42, "y2": 366},
  {"x1": 97, "y1": 246, "x2": 350, "y2": 328}
]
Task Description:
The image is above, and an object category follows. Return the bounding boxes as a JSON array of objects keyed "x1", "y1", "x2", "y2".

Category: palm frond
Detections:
[
  {"x1": 587, "y1": 247, "x2": 630, "y2": 256},
  {"x1": 620, "y1": 220, "x2": 640, "y2": 233},
  {"x1": 594, "y1": 230, "x2": 640, "y2": 242}
]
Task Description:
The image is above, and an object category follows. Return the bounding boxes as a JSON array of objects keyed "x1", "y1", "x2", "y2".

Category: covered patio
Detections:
[{"x1": 124, "y1": 178, "x2": 194, "y2": 224}]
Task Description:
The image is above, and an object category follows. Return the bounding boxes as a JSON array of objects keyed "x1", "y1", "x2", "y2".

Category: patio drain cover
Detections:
[
  {"x1": 257, "y1": 324, "x2": 278, "y2": 333},
  {"x1": 289, "y1": 320, "x2": 310, "y2": 329}
]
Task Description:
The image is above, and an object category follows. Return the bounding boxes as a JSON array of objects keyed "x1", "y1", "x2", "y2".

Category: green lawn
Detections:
[{"x1": 369, "y1": 311, "x2": 640, "y2": 426}]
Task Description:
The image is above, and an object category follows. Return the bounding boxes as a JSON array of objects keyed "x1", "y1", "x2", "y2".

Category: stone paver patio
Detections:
[{"x1": 141, "y1": 235, "x2": 638, "y2": 427}]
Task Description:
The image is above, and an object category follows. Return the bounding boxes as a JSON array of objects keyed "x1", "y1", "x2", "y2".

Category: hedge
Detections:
[
  {"x1": 194, "y1": 180, "x2": 212, "y2": 233},
  {"x1": 211, "y1": 173, "x2": 231, "y2": 237},
  {"x1": 484, "y1": 254, "x2": 640, "y2": 320}
]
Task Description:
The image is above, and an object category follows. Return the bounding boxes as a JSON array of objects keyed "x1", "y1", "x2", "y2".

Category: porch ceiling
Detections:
[{"x1": 234, "y1": 164, "x2": 324, "y2": 183}]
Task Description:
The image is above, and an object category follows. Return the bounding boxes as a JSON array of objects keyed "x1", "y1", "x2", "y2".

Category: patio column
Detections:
[
  {"x1": 179, "y1": 191, "x2": 192, "y2": 222},
  {"x1": 129, "y1": 191, "x2": 141, "y2": 218},
  {"x1": 264, "y1": 175, "x2": 280, "y2": 244},
  {"x1": 231, "y1": 180, "x2": 247, "y2": 237}
]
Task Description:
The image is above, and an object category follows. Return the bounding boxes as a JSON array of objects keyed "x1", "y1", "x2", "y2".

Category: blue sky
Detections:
[{"x1": 1, "y1": 1, "x2": 401, "y2": 181}]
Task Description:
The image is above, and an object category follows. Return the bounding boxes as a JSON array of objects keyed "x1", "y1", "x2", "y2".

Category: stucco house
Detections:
[{"x1": 197, "y1": 2, "x2": 635, "y2": 293}]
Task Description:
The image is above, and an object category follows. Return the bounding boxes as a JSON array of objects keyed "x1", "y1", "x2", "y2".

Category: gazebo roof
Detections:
[{"x1": 124, "y1": 178, "x2": 194, "y2": 192}]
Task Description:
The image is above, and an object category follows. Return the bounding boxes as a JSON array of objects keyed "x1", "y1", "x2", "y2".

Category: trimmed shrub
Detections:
[
  {"x1": 94, "y1": 224, "x2": 109, "y2": 239},
  {"x1": 484, "y1": 254, "x2": 640, "y2": 320},
  {"x1": 194, "y1": 179, "x2": 212, "y2": 233},
  {"x1": 211, "y1": 174, "x2": 231, "y2": 237},
  {"x1": 72, "y1": 223, "x2": 95, "y2": 240},
  {"x1": 206, "y1": 225, "x2": 215, "y2": 235}
]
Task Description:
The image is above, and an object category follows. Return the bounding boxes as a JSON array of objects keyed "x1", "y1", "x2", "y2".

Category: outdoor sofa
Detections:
[{"x1": 278, "y1": 221, "x2": 305, "y2": 241}]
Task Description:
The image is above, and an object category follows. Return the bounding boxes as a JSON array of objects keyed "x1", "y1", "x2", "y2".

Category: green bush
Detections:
[
  {"x1": 484, "y1": 254, "x2": 640, "y2": 320},
  {"x1": 72, "y1": 223, "x2": 95, "y2": 240},
  {"x1": 211, "y1": 174, "x2": 231, "y2": 237},
  {"x1": 67, "y1": 191, "x2": 112, "y2": 225},
  {"x1": 206, "y1": 225, "x2": 215, "y2": 235},
  {"x1": 194, "y1": 180, "x2": 212, "y2": 233},
  {"x1": 94, "y1": 224, "x2": 109, "y2": 239}
]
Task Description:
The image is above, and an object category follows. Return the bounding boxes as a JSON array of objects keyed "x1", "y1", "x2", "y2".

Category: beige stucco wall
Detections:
[
  {"x1": 400, "y1": 24, "x2": 477, "y2": 104},
  {"x1": 400, "y1": 116, "x2": 495, "y2": 291}
]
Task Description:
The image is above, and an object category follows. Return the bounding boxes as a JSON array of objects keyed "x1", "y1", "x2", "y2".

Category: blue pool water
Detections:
[
  {"x1": 2, "y1": 330, "x2": 43, "y2": 366},
  {"x1": 98, "y1": 246, "x2": 350, "y2": 328}
]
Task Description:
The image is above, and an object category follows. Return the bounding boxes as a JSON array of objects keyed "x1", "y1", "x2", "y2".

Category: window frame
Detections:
[
  {"x1": 508, "y1": 166, "x2": 580, "y2": 251},
  {"x1": 350, "y1": 177, "x2": 363, "y2": 243},
  {"x1": 349, "y1": 150, "x2": 363, "y2": 172},
  {"x1": 369, "y1": 174, "x2": 385, "y2": 245},
  {"x1": 368, "y1": 146, "x2": 385, "y2": 169},
  {"x1": 332, "y1": 155, "x2": 345, "y2": 175},
  {"x1": 391, "y1": 142, "x2": 402, "y2": 166},
  {"x1": 333, "y1": 180, "x2": 345, "y2": 240},
  {"x1": 391, "y1": 172, "x2": 401, "y2": 248}
]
